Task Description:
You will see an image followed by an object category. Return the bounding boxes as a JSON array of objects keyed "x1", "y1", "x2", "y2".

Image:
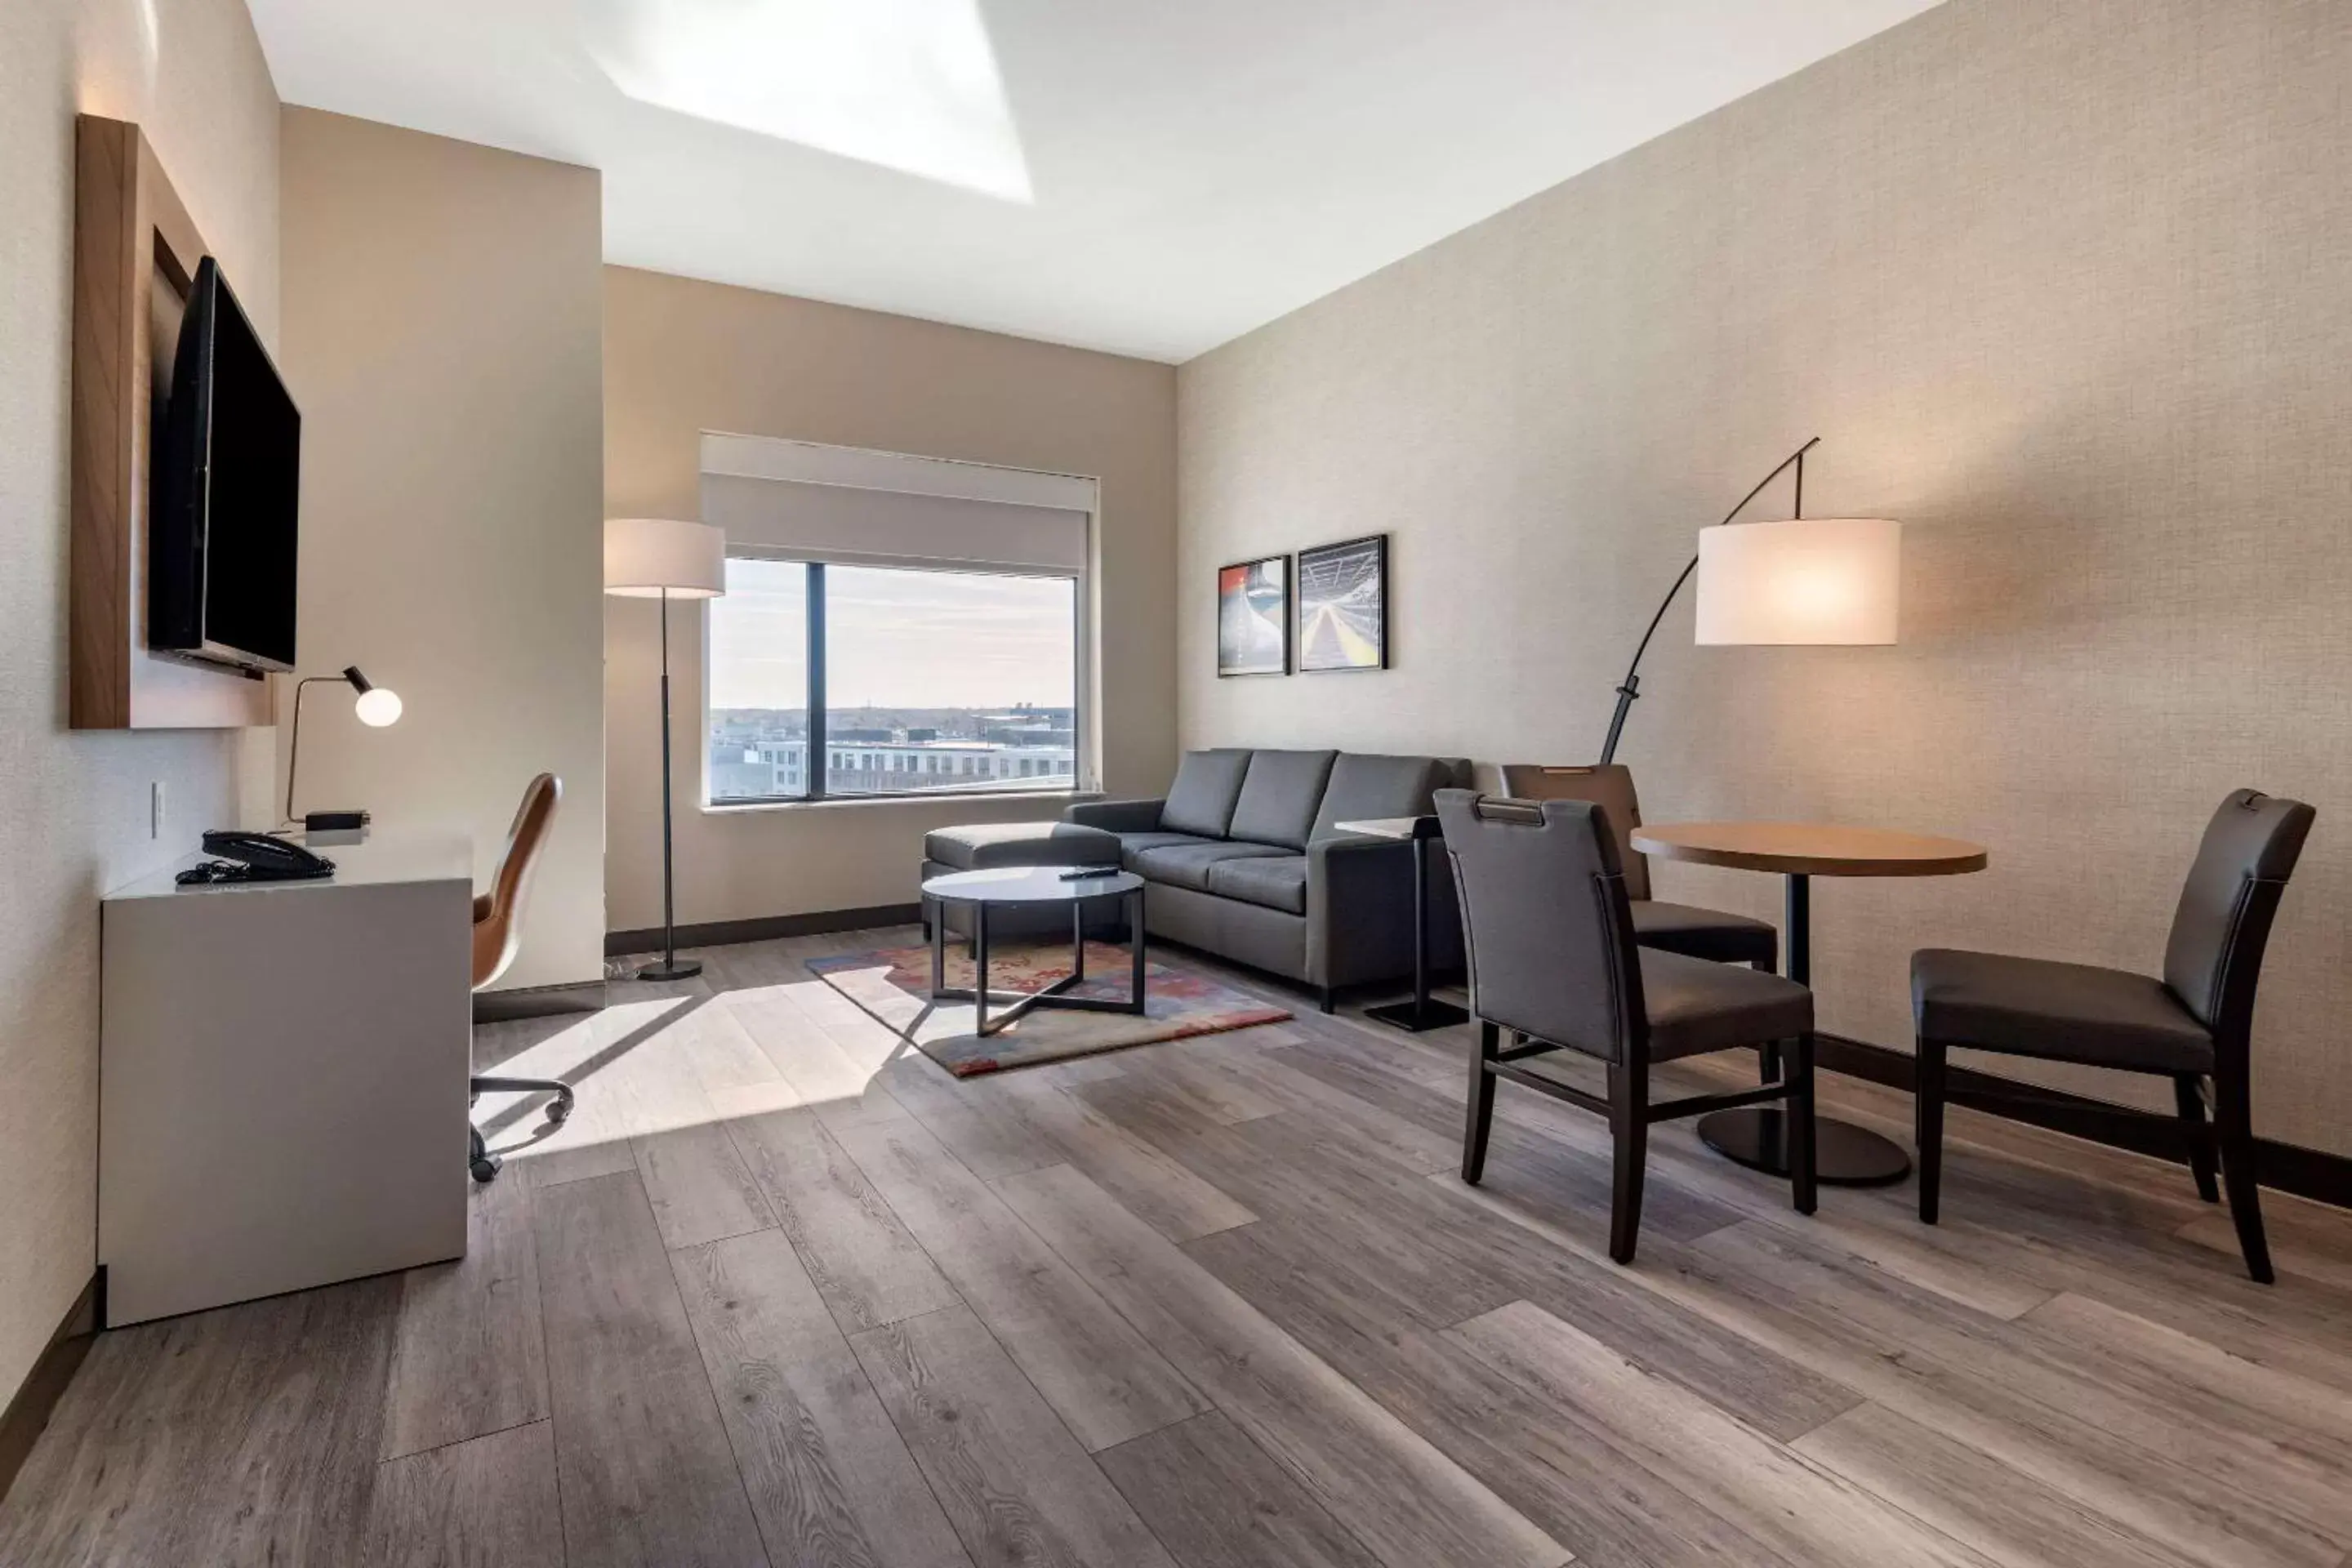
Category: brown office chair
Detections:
[
  {"x1": 1438, "y1": 790, "x2": 1816, "y2": 1263},
  {"x1": 468, "y1": 773, "x2": 573, "y2": 1183},
  {"x1": 1912, "y1": 790, "x2": 2314, "y2": 1283},
  {"x1": 1498, "y1": 764, "x2": 1778, "y2": 969}
]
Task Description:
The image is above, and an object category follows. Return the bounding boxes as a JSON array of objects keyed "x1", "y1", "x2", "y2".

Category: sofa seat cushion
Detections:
[
  {"x1": 1130, "y1": 839, "x2": 1291, "y2": 893},
  {"x1": 1160, "y1": 748, "x2": 1254, "y2": 838},
  {"x1": 1227, "y1": 751, "x2": 1337, "y2": 851},
  {"x1": 924, "y1": 821, "x2": 1121, "y2": 872},
  {"x1": 1912, "y1": 949, "x2": 2213, "y2": 1072},
  {"x1": 1116, "y1": 831, "x2": 1212, "y2": 871},
  {"x1": 1641, "y1": 949, "x2": 1814, "y2": 1063},
  {"x1": 1633, "y1": 900, "x2": 1778, "y2": 967},
  {"x1": 1310, "y1": 753, "x2": 1468, "y2": 841},
  {"x1": 1205, "y1": 853, "x2": 1308, "y2": 915}
]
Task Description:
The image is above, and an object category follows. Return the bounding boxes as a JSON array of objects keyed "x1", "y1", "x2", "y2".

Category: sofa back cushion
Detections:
[
  {"x1": 1160, "y1": 748, "x2": 1254, "y2": 838},
  {"x1": 1311, "y1": 753, "x2": 1471, "y2": 840},
  {"x1": 1227, "y1": 750, "x2": 1338, "y2": 850}
]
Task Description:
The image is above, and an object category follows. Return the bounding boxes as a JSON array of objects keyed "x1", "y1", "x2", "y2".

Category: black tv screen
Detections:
[{"x1": 152, "y1": 256, "x2": 300, "y2": 675}]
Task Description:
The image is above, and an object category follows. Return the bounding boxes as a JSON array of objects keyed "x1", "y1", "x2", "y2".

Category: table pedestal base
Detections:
[{"x1": 1696, "y1": 1107, "x2": 1912, "y2": 1187}]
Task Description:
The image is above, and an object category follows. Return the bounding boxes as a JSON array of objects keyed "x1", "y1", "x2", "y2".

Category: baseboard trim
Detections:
[
  {"x1": 0, "y1": 1271, "x2": 100, "y2": 1508},
  {"x1": 605, "y1": 904, "x2": 924, "y2": 958},
  {"x1": 1815, "y1": 1035, "x2": 2351, "y2": 1210},
  {"x1": 473, "y1": 978, "x2": 608, "y2": 1023}
]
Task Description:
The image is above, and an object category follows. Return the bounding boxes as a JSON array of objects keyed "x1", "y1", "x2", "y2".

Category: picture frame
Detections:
[
  {"x1": 1216, "y1": 554, "x2": 1292, "y2": 677},
  {"x1": 1294, "y1": 533, "x2": 1388, "y2": 672}
]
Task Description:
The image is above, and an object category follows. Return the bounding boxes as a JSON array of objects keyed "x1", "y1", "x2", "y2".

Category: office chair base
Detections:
[{"x1": 469, "y1": 1124, "x2": 504, "y2": 1183}]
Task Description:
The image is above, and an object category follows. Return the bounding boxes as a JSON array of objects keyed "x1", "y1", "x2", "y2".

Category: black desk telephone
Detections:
[{"x1": 176, "y1": 831, "x2": 336, "y2": 885}]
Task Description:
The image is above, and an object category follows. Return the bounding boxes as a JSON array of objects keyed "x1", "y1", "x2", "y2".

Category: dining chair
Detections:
[
  {"x1": 1911, "y1": 789, "x2": 2314, "y2": 1282},
  {"x1": 1496, "y1": 764, "x2": 1777, "y2": 969},
  {"x1": 468, "y1": 772, "x2": 574, "y2": 1182},
  {"x1": 1437, "y1": 789, "x2": 1816, "y2": 1263}
]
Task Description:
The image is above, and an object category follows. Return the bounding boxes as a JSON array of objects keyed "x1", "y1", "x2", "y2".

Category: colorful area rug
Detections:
[{"x1": 806, "y1": 941, "x2": 1291, "y2": 1077}]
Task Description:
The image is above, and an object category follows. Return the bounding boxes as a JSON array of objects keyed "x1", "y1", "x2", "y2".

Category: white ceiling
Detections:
[{"x1": 249, "y1": 0, "x2": 1944, "y2": 363}]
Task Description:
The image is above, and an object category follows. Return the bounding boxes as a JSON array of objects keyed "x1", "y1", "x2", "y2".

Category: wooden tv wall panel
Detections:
[{"x1": 70, "y1": 115, "x2": 271, "y2": 730}]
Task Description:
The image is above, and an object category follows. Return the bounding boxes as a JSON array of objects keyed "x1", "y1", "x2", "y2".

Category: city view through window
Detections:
[{"x1": 706, "y1": 559, "x2": 1079, "y2": 801}]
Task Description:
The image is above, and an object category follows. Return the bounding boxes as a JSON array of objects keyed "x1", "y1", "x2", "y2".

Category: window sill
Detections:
[{"x1": 701, "y1": 789, "x2": 1102, "y2": 816}]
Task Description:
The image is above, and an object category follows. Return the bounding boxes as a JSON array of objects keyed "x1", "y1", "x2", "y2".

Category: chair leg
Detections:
[
  {"x1": 1461, "y1": 1020, "x2": 1499, "y2": 1184},
  {"x1": 2213, "y1": 1067, "x2": 2273, "y2": 1285},
  {"x1": 1788, "y1": 1034, "x2": 1817, "y2": 1216},
  {"x1": 1607, "y1": 1061, "x2": 1647, "y2": 1265},
  {"x1": 470, "y1": 1075, "x2": 575, "y2": 1124},
  {"x1": 2174, "y1": 1074, "x2": 2220, "y2": 1203},
  {"x1": 1318, "y1": 985, "x2": 1336, "y2": 1014},
  {"x1": 1916, "y1": 1037, "x2": 1946, "y2": 1225}
]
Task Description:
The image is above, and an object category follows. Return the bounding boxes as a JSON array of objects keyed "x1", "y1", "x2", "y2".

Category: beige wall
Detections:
[
  {"x1": 280, "y1": 110, "x2": 607, "y2": 989},
  {"x1": 604, "y1": 267, "x2": 1177, "y2": 933},
  {"x1": 0, "y1": 0, "x2": 279, "y2": 1407},
  {"x1": 1178, "y1": 0, "x2": 2352, "y2": 1154}
]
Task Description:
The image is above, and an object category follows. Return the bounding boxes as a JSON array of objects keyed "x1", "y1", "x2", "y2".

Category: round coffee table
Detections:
[
  {"x1": 1630, "y1": 822, "x2": 1988, "y2": 1187},
  {"x1": 920, "y1": 866, "x2": 1147, "y2": 1037}
]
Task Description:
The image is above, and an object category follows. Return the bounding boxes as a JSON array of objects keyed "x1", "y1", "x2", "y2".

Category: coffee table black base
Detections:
[
  {"x1": 928, "y1": 879, "x2": 1147, "y2": 1038},
  {"x1": 1697, "y1": 1107, "x2": 1913, "y2": 1187},
  {"x1": 1364, "y1": 997, "x2": 1470, "y2": 1033}
]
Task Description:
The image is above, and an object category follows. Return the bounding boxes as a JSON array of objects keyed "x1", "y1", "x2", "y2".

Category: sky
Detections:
[{"x1": 708, "y1": 559, "x2": 1076, "y2": 710}]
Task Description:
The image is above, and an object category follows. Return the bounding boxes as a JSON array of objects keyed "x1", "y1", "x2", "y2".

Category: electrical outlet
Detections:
[{"x1": 151, "y1": 780, "x2": 167, "y2": 840}]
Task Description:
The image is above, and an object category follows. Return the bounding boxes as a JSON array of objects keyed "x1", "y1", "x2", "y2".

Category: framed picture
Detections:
[
  {"x1": 1216, "y1": 554, "x2": 1292, "y2": 677},
  {"x1": 1295, "y1": 533, "x2": 1388, "y2": 671}
]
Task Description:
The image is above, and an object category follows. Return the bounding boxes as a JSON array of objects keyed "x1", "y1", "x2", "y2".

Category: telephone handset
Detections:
[{"x1": 176, "y1": 830, "x2": 336, "y2": 885}]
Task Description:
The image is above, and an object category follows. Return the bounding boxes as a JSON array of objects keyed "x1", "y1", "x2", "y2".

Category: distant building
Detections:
[{"x1": 706, "y1": 729, "x2": 1073, "y2": 800}]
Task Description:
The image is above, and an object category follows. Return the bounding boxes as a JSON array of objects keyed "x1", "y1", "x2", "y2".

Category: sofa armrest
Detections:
[
  {"x1": 1062, "y1": 797, "x2": 1165, "y2": 834},
  {"x1": 1305, "y1": 833, "x2": 1464, "y2": 989}
]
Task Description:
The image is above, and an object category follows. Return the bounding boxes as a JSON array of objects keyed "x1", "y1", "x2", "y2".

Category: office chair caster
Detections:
[
  {"x1": 470, "y1": 1124, "x2": 503, "y2": 1183},
  {"x1": 546, "y1": 1086, "x2": 575, "y2": 1125}
]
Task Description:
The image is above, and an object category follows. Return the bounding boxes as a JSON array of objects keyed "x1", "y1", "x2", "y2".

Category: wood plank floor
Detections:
[{"x1": 4, "y1": 926, "x2": 2350, "y2": 1567}]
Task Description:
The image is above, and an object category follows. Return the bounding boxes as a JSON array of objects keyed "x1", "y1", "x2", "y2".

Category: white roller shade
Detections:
[
  {"x1": 698, "y1": 432, "x2": 1093, "y2": 574},
  {"x1": 702, "y1": 474, "x2": 1088, "y2": 573}
]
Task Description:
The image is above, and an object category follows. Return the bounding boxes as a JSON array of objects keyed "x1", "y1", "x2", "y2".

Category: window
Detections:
[{"x1": 706, "y1": 559, "x2": 1080, "y2": 804}]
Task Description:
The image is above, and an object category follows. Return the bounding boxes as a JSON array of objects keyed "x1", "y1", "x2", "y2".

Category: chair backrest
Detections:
[
  {"x1": 474, "y1": 773, "x2": 562, "y2": 991},
  {"x1": 1494, "y1": 764, "x2": 1651, "y2": 901},
  {"x1": 2162, "y1": 789, "x2": 2314, "y2": 1045},
  {"x1": 1435, "y1": 788, "x2": 1645, "y2": 1062}
]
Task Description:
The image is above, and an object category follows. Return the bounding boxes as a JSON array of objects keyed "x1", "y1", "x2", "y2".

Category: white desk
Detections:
[{"x1": 100, "y1": 828, "x2": 474, "y2": 1325}]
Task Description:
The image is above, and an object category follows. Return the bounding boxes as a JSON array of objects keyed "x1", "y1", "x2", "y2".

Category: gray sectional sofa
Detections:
[{"x1": 1065, "y1": 747, "x2": 1471, "y2": 1007}]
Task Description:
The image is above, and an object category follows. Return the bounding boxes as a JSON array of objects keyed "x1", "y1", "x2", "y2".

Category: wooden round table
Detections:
[{"x1": 1629, "y1": 822, "x2": 1988, "y2": 1186}]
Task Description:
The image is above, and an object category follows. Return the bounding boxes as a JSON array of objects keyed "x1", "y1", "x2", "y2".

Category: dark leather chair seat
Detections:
[
  {"x1": 1634, "y1": 901, "x2": 1780, "y2": 967},
  {"x1": 1641, "y1": 949, "x2": 1813, "y2": 1062},
  {"x1": 1912, "y1": 949, "x2": 2213, "y2": 1073}
]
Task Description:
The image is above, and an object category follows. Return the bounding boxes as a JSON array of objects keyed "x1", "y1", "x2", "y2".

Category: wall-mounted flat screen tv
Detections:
[{"x1": 151, "y1": 256, "x2": 300, "y2": 676}]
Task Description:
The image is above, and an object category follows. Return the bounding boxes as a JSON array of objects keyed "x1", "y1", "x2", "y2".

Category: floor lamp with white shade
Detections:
[{"x1": 606, "y1": 516, "x2": 727, "y2": 982}]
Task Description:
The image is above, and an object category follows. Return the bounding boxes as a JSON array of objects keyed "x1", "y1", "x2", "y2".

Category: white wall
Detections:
[
  {"x1": 0, "y1": 0, "x2": 280, "y2": 1409},
  {"x1": 278, "y1": 110, "x2": 608, "y2": 990}
]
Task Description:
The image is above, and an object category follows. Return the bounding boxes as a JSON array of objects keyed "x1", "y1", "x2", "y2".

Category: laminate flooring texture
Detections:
[{"x1": 6, "y1": 927, "x2": 2351, "y2": 1566}]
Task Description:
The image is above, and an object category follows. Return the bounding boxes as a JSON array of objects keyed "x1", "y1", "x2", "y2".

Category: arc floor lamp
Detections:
[
  {"x1": 1598, "y1": 436, "x2": 1900, "y2": 762},
  {"x1": 606, "y1": 517, "x2": 728, "y2": 982}
]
